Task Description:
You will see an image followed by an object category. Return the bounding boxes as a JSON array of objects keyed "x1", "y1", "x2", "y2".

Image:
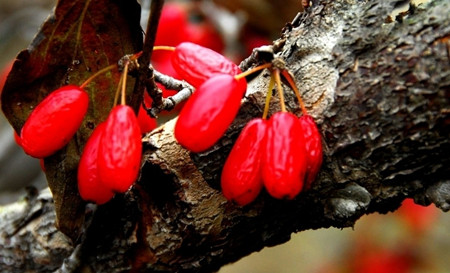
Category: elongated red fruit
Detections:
[
  {"x1": 174, "y1": 74, "x2": 247, "y2": 152},
  {"x1": 221, "y1": 118, "x2": 267, "y2": 206},
  {"x1": 262, "y1": 112, "x2": 307, "y2": 199},
  {"x1": 78, "y1": 122, "x2": 114, "y2": 204},
  {"x1": 299, "y1": 115, "x2": 323, "y2": 189},
  {"x1": 98, "y1": 105, "x2": 142, "y2": 193},
  {"x1": 171, "y1": 42, "x2": 241, "y2": 88},
  {"x1": 20, "y1": 85, "x2": 89, "y2": 158}
]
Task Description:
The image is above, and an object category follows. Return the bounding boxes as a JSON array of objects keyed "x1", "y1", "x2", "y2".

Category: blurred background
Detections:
[{"x1": 0, "y1": 0, "x2": 448, "y2": 272}]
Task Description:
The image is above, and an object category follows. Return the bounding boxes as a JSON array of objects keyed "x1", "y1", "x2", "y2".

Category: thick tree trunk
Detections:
[{"x1": 1, "y1": 0, "x2": 449, "y2": 272}]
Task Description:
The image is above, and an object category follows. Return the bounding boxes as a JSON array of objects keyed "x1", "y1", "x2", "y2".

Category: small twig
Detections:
[
  {"x1": 143, "y1": 69, "x2": 195, "y2": 118},
  {"x1": 153, "y1": 69, "x2": 192, "y2": 92},
  {"x1": 132, "y1": 0, "x2": 165, "y2": 111},
  {"x1": 146, "y1": 87, "x2": 194, "y2": 118},
  {"x1": 141, "y1": 0, "x2": 164, "y2": 69}
]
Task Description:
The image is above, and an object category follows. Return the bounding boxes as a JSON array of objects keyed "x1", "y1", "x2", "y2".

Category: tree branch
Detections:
[{"x1": 1, "y1": 0, "x2": 449, "y2": 272}]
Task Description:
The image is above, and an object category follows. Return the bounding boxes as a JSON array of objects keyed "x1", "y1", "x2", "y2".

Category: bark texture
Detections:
[{"x1": 1, "y1": 0, "x2": 449, "y2": 272}]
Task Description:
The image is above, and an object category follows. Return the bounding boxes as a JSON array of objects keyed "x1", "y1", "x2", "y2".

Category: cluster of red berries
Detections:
[
  {"x1": 10, "y1": 38, "x2": 322, "y2": 207},
  {"x1": 14, "y1": 60, "x2": 142, "y2": 205},
  {"x1": 222, "y1": 112, "x2": 323, "y2": 206},
  {"x1": 169, "y1": 42, "x2": 324, "y2": 206}
]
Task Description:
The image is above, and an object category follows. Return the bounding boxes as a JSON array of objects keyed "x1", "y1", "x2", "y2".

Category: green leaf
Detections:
[{"x1": 1, "y1": 0, "x2": 143, "y2": 241}]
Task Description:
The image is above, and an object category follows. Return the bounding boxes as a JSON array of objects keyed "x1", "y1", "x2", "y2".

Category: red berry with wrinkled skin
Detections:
[
  {"x1": 171, "y1": 42, "x2": 241, "y2": 88},
  {"x1": 174, "y1": 74, "x2": 247, "y2": 152},
  {"x1": 262, "y1": 112, "x2": 307, "y2": 199},
  {"x1": 221, "y1": 118, "x2": 267, "y2": 206},
  {"x1": 78, "y1": 122, "x2": 114, "y2": 204},
  {"x1": 98, "y1": 105, "x2": 142, "y2": 193},
  {"x1": 20, "y1": 85, "x2": 89, "y2": 158},
  {"x1": 299, "y1": 115, "x2": 323, "y2": 189}
]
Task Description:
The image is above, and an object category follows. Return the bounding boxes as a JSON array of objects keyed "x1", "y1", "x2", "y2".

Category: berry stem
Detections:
[
  {"x1": 273, "y1": 69, "x2": 286, "y2": 112},
  {"x1": 152, "y1": 45, "x2": 176, "y2": 52},
  {"x1": 121, "y1": 61, "x2": 130, "y2": 106},
  {"x1": 113, "y1": 71, "x2": 124, "y2": 107},
  {"x1": 262, "y1": 74, "x2": 275, "y2": 120},
  {"x1": 80, "y1": 64, "x2": 117, "y2": 89},
  {"x1": 235, "y1": 63, "x2": 272, "y2": 80},
  {"x1": 280, "y1": 69, "x2": 307, "y2": 115},
  {"x1": 130, "y1": 51, "x2": 143, "y2": 61}
]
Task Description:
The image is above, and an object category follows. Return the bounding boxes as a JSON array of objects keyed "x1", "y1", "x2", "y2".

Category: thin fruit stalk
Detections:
[
  {"x1": 221, "y1": 118, "x2": 267, "y2": 206},
  {"x1": 174, "y1": 74, "x2": 247, "y2": 152},
  {"x1": 262, "y1": 112, "x2": 307, "y2": 199},
  {"x1": 77, "y1": 122, "x2": 114, "y2": 204},
  {"x1": 299, "y1": 115, "x2": 323, "y2": 189},
  {"x1": 98, "y1": 105, "x2": 142, "y2": 193},
  {"x1": 171, "y1": 42, "x2": 241, "y2": 88},
  {"x1": 20, "y1": 85, "x2": 89, "y2": 158}
]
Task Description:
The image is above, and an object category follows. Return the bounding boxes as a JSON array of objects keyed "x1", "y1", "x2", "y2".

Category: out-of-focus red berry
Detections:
[{"x1": 397, "y1": 198, "x2": 439, "y2": 233}]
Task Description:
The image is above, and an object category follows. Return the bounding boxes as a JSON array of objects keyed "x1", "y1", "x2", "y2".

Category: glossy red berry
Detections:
[
  {"x1": 299, "y1": 115, "x2": 323, "y2": 189},
  {"x1": 262, "y1": 112, "x2": 307, "y2": 199},
  {"x1": 171, "y1": 42, "x2": 241, "y2": 88},
  {"x1": 20, "y1": 85, "x2": 89, "y2": 158},
  {"x1": 98, "y1": 105, "x2": 142, "y2": 193},
  {"x1": 78, "y1": 122, "x2": 114, "y2": 204},
  {"x1": 221, "y1": 118, "x2": 267, "y2": 206},
  {"x1": 174, "y1": 74, "x2": 247, "y2": 152}
]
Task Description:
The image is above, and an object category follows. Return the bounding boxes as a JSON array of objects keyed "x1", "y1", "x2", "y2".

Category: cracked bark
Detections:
[{"x1": 0, "y1": 0, "x2": 449, "y2": 272}]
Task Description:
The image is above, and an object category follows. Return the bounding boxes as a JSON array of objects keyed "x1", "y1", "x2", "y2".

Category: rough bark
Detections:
[{"x1": 1, "y1": 0, "x2": 449, "y2": 272}]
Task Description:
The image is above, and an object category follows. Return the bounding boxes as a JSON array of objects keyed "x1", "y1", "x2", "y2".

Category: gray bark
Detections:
[{"x1": 1, "y1": 0, "x2": 449, "y2": 272}]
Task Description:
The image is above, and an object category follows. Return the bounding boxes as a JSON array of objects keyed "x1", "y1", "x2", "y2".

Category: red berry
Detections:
[
  {"x1": 299, "y1": 115, "x2": 323, "y2": 189},
  {"x1": 20, "y1": 85, "x2": 89, "y2": 158},
  {"x1": 397, "y1": 198, "x2": 438, "y2": 233},
  {"x1": 262, "y1": 112, "x2": 307, "y2": 199},
  {"x1": 221, "y1": 118, "x2": 267, "y2": 206},
  {"x1": 98, "y1": 105, "x2": 142, "y2": 193},
  {"x1": 152, "y1": 3, "x2": 189, "y2": 63},
  {"x1": 353, "y1": 248, "x2": 413, "y2": 273},
  {"x1": 78, "y1": 122, "x2": 114, "y2": 204},
  {"x1": 174, "y1": 74, "x2": 247, "y2": 152},
  {"x1": 171, "y1": 42, "x2": 241, "y2": 88}
]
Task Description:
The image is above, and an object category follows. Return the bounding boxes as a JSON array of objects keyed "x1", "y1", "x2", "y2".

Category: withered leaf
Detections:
[{"x1": 1, "y1": 0, "x2": 143, "y2": 241}]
